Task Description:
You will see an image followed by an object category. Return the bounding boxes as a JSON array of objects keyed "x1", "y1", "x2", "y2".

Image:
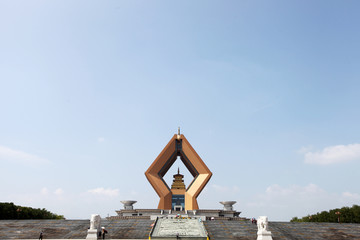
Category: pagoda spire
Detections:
[{"x1": 171, "y1": 168, "x2": 185, "y2": 190}]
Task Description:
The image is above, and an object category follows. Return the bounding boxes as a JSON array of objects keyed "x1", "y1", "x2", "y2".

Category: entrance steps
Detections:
[{"x1": 2, "y1": 219, "x2": 360, "y2": 239}]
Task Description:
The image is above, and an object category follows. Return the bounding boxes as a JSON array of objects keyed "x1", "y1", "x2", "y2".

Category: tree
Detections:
[
  {"x1": 291, "y1": 205, "x2": 360, "y2": 223},
  {"x1": 0, "y1": 202, "x2": 65, "y2": 220}
]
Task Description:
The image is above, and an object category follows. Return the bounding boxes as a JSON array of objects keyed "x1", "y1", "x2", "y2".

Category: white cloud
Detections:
[
  {"x1": 297, "y1": 146, "x2": 313, "y2": 154},
  {"x1": 54, "y1": 188, "x2": 64, "y2": 195},
  {"x1": 41, "y1": 187, "x2": 49, "y2": 195},
  {"x1": 263, "y1": 184, "x2": 326, "y2": 201},
  {"x1": 0, "y1": 145, "x2": 50, "y2": 165},
  {"x1": 342, "y1": 191, "x2": 360, "y2": 200},
  {"x1": 98, "y1": 137, "x2": 105, "y2": 143},
  {"x1": 265, "y1": 183, "x2": 324, "y2": 196},
  {"x1": 88, "y1": 187, "x2": 119, "y2": 197},
  {"x1": 212, "y1": 184, "x2": 239, "y2": 193},
  {"x1": 41, "y1": 187, "x2": 64, "y2": 196},
  {"x1": 302, "y1": 143, "x2": 360, "y2": 165}
]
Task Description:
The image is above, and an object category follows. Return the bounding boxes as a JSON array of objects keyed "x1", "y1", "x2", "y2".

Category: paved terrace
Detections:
[{"x1": 1, "y1": 219, "x2": 360, "y2": 239}]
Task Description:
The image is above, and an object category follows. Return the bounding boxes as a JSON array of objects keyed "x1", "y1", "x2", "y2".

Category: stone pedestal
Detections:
[
  {"x1": 257, "y1": 230, "x2": 273, "y2": 240},
  {"x1": 86, "y1": 229, "x2": 98, "y2": 240}
]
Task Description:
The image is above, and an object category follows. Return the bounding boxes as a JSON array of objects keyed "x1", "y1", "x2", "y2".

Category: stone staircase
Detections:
[
  {"x1": 204, "y1": 220, "x2": 360, "y2": 240},
  {"x1": 1, "y1": 219, "x2": 360, "y2": 239},
  {"x1": 103, "y1": 219, "x2": 153, "y2": 239},
  {"x1": 0, "y1": 219, "x2": 154, "y2": 239},
  {"x1": 0, "y1": 220, "x2": 89, "y2": 239},
  {"x1": 204, "y1": 220, "x2": 257, "y2": 239},
  {"x1": 269, "y1": 222, "x2": 360, "y2": 240}
]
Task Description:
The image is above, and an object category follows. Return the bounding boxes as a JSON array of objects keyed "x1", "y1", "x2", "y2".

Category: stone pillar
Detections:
[
  {"x1": 257, "y1": 216, "x2": 273, "y2": 240},
  {"x1": 86, "y1": 214, "x2": 101, "y2": 239},
  {"x1": 120, "y1": 200, "x2": 137, "y2": 210},
  {"x1": 219, "y1": 201, "x2": 237, "y2": 211}
]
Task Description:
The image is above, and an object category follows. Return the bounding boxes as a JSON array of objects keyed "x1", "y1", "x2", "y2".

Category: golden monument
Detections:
[{"x1": 145, "y1": 130, "x2": 212, "y2": 210}]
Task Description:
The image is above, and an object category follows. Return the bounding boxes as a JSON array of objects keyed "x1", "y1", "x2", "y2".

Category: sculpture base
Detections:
[
  {"x1": 86, "y1": 229, "x2": 98, "y2": 240},
  {"x1": 257, "y1": 231, "x2": 273, "y2": 240}
]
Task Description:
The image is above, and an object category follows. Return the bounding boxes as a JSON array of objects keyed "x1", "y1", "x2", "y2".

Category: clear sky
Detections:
[{"x1": 1, "y1": 0, "x2": 360, "y2": 221}]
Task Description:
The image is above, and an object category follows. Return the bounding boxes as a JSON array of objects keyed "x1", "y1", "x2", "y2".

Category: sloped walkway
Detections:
[{"x1": 150, "y1": 218, "x2": 208, "y2": 239}]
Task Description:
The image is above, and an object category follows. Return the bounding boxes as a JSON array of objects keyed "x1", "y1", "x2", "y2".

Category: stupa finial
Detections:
[{"x1": 177, "y1": 127, "x2": 181, "y2": 140}]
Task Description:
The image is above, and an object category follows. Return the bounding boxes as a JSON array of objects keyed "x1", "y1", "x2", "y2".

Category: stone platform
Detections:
[{"x1": 150, "y1": 218, "x2": 208, "y2": 239}]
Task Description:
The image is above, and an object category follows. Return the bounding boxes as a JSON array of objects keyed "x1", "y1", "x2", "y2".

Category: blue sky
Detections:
[{"x1": 1, "y1": 0, "x2": 360, "y2": 221}]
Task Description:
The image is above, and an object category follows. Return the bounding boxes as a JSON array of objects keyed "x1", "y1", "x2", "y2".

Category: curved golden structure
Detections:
[{"x1": 145, "y1": 134, "x2": 212, "y2": 210}]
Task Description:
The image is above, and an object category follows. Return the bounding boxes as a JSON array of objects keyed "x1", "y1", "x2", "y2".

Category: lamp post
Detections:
[
  {"x1": 335, "y1": 211, "x2": 341, "y2": 223},
  {"x1": 16, "y1": 208, "x2": 22, "y2": 219}
]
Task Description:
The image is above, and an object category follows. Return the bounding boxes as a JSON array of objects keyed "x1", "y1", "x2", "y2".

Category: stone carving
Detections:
[
  {"x1": 257, "y1": 216, "x2": 273, "y2": 240},
  {"x1": 257, "y1": 216, "x2": 268, "y2": 232},
  {"x1": 86, "y1": 214, "x2": 101, "y2": 239},
  {"x1": 90, "y1": 214, "x2": 101, "y2": 230}
]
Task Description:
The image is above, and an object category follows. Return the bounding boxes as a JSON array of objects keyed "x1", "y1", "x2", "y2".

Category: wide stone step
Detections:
[
  {"x1": 204, "y1": 220, "x2": 360, "y2": 239},
  {"x1": 1, "y1": 219, "x2": 360, "y2": 239},
  {"x1": 0, "y1": 219, "x2": 154, "y2": 239}
]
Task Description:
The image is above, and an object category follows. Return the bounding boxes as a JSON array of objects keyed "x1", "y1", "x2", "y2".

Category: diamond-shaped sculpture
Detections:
[{"x1": 145, "y1": 134, "x2": 212, "y2": 210}]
